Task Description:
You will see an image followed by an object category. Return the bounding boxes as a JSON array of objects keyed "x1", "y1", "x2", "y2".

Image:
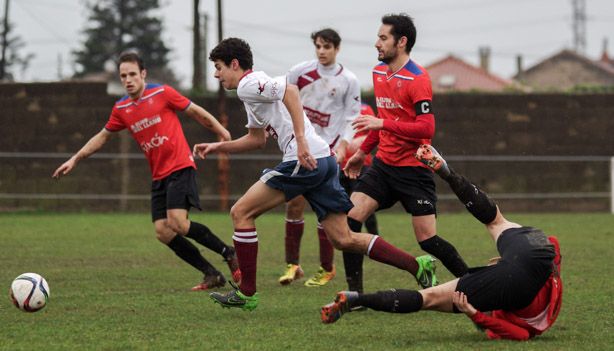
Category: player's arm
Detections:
[
  {"x1": 283, "y1": 83, "x2": 316, "y2": 170},
  {"x1": 52, "y1": 128, "x2": 113, "y2": 178},
  {"x1": 184, "y1": 103, "x2": 231, "y2": 141},
  {"x1": 193, "y1": 128, "x2": 265, "y2": 159},
  {"x1": 453, "y1": 291, "x2": 531, "y2": 341}
]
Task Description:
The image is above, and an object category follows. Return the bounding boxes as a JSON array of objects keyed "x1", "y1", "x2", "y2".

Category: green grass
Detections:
[{"x1": 1, "y1": 212, "x2": 613, "y2": 350}]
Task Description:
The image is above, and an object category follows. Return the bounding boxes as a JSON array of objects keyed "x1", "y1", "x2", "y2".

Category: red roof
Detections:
[{"x1": 425, "y1": 55, "x2": 511, "y2": 92}]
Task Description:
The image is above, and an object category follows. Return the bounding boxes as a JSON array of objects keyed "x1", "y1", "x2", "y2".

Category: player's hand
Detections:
[
  {"x1": 52, "y1": 158, "x2": 76, "y2": 179},
  {"x1": 343, "y1": 151, "x2": 365, "y2": 179},
  {"x1": 296, "y1": 137, "x2": 317, "y2": 170},
  {"x1": 193, "y1": 142, "x2": 219, "y2": 160},
  {"x1": 452, "y1": 291, "x2": 477, "y2": 317},
  {"x1": 352, "y1": 114, "x2": 384, "y2": 134},
  {"x1": 334, "y1": 147, "x2": 347, "y2": 165}
]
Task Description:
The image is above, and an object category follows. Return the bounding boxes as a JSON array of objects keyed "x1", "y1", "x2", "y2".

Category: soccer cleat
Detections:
[
  {"x1": 278, "y1": 264, "x2": 304, "y2": 285},
  {"x1": 209, "y1": 288, "x2": 259, "y2": 311},
  {"x1": 191, "y1": 273, "x2": 226, "y2": 291},
  {"x1": 321, "y1": 291, "x2": 358, "y2": 324},
  {"x1": 223, "y1": 247, "x2": 242, "y2": 283},
  {"x1": 415, "y1": 255, "x2": 438, "y2": 289},
  {"x1": 415, "y1": 144, "x2": 450, "y2": 177},
  {"x1": 304, "y1": 266, "x2": 336, "y2": 287}
]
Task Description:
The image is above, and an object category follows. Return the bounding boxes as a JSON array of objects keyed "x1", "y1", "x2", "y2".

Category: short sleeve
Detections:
[
  {"x1": 286, "y1": 61, "x2": 309, "y2": 85},
  {"x1": 244, "y1": 108, "x2": 264, "y2": 129},
  {"x1": 163, "y1": 85, "x2": 192, "y2": 111},
  {"x1": 407, "y1": 75, "x2": 433, "y2": 104},
  {"x1": 104, "y1": 107, "x2": 126, "y2": 132},
  {"x1": 238, "y1": 75, "x2": 287, "y2": 104}
]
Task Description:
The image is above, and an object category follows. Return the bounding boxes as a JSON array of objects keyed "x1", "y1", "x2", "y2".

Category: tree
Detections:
[
  {"x1": 73, "y1": 0, "x2": 175, "y2": 83},
  {"x1": 0, "y1": 0, "x2": 34, "y2": 81}
]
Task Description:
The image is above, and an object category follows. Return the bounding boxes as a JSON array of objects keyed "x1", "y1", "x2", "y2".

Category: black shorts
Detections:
[
  {"x1": 151, "y1": 167, "x2": 202, "y2": 222},
  {"x1": 353, "y1": 158, "x2": 437, "y2": 215},
  {"x1": 456, "y1": 227, "x2": 555, "y2": 312},
  {"x1": 339, "y1": 166, "x2": 370, "y2": 195}
]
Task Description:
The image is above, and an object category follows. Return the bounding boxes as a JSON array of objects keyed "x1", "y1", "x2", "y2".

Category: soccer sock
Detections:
[
  {"x1": 167, "y1": 235, "x2": 218, "y2": 276},
  {"x1": 355, "y1": 289, "x2": 423, "y2": 313},
  {"x1": 367, "y1": 236, "x2": 419, "y2": 276},
  {"x1": 185, "y1": 221, "x2": 227, "y2": 256},
  {"x1": 343, "y1": 217, "x2": 366, "y2": 292},
  {"x1": 444, "y1": 169, "x2": 498, "y2": 224},
  {"x1": 233, "y1": 228, "x2": 258, "y2": 296},
  {"x1": 317, "y1": 224, "x2": 334, "y2": 272},
  {"x1": 364, "y1": 214, "x2": 379, "y2": 235},
  {"x1": 284, "y1": 219, "x2": 304, "y2": 265},
  {"x1": 419, "y1": 235, "x2": 469, "y2": 277}
]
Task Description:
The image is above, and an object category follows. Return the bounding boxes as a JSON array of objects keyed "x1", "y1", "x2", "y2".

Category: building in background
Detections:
[{"x1": 426, "y1": 48, "x2": 512, "y2": 93}]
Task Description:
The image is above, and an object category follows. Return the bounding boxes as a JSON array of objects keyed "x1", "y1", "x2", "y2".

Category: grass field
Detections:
[{"x1": 1, "y1": 211, "x2": 613, "y2": 350}]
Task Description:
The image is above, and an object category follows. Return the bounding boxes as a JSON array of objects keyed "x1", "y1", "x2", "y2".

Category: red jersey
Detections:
[
  {"x1": 105, "y1": 84, "x2": 195, "y2": 180},
  {"x1": 361, "y1": 60, "x2": 435, "y2": 167},
  {"x1": 470, "y1": 236, "x2": 563, "y2": 341},
  {"x1": 341, "y1": 103, "x2": 374, "y2": 169}
]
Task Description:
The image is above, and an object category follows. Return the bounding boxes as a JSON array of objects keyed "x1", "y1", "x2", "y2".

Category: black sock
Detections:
[
  {"x1": 364, "y1": 214, "x2": 379, "y2": 235},
  {"x1": 186, "y1": 221, "x2": 228, "y2": 257},
  {"x1": 445, "y1": 169, "x2": 497, "y2": 224},
  {"x1": 419, "y1": 235, "x2": 468, "y2": 277},
  {"x1": 356, "y1": 289, "x2": 423, "y2": 313},
  {"x1": 344, "y1": 217, "x2": 367, "y2": 292},
  {"x1": 167, "y1": 235, "x2": 218, "y2": 276}
]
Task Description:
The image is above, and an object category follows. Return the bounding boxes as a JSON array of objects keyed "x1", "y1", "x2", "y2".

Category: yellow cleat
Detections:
[
  {"x1": 304, "y1": 266, "x2": 336, "y2": 287},
  {"x1": 278, "y1": 264, "x2": 304, "y2": 285}
]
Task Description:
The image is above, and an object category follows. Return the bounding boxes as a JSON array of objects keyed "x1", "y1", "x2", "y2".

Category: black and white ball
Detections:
[{"x1": 9, "y1": 273, "x2": 50, "y2": 312}]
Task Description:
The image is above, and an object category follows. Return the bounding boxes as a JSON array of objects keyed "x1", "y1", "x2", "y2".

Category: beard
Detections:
[{"x1": 378, "y1": 48, "x2": 397, "y2": 64}]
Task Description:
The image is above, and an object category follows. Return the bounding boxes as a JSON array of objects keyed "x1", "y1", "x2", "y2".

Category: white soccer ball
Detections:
[{"x1": 9, "y1": 273, "x2": 50, "y2": 312}]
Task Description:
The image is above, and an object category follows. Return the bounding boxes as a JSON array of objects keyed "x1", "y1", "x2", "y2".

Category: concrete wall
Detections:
[{"x1": 1, "y1": 82, "x2": 612, "y2": 213}]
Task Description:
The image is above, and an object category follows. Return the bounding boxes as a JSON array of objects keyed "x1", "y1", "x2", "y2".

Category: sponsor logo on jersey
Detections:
[
  {"x1": 130, "y1": 115, "x2": 162, "y2": 133},
  {"x1": 257, "y1": 81, "x2": 268, "y2": 95},
  {"x1": 140, "y1": 133, "x2": 169, "y2": 153},
  {"x1": 376, "y1": 97, "x2": 401, "y2": 109},
  {"x1": 265, "y1": 125, "x2": 279, "y2": 140},
  {"x1": 303, "y1": 106, "x2": 331, "y2": 127}
]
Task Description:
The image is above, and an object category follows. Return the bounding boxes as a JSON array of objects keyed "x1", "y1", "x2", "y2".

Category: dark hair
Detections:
[
  {"x1": 381, "y1": 13, "x2": 416, "y2": 53},
  {"x1": 209, "y1": 38, "x2": 253, "y2": 70},
  {"x1": 117, "y1": 52, "x2": 145, "y2": 71},
  {"x1": 311, "y1": 28, "x2": 341, "y2": 48}
]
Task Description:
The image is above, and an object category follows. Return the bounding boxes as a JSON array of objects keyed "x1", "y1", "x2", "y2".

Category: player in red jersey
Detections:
[
  {"x1": 52, "y1": 52, "x2": 241, "y2": 290},
  {"x1": 322, "y1": 145, "x2": 563, "y2": 341},
  {"x1": 343, "y1": 14, "x2": 468, "y2": 293}
]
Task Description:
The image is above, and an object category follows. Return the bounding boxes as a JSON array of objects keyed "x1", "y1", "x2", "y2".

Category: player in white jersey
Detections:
[
  {"x1": 197, "y1": 38, "x2": 436, "y2": 310},
  {"x1": 279, "y1": 28, "x2": 362, "y2": 287}
]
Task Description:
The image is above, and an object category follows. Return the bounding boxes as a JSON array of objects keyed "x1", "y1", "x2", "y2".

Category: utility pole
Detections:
[
  {"x1": 192, "y1": 0, "x2": 203, "y2": 93},
  {"x1": 216, "y1": 0, "x2": 229, "y2": 211},
  {"x1": 202, "y1": 13, "x2": 208, "y2": 91},
  {"x1": 0, "y1": 0, "x2": 10, "y2": 81},
  {"x1": 571, "y1": 0, "x2": 587, "y2": 54}
]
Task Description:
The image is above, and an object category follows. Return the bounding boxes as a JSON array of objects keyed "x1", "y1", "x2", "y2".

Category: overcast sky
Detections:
[{"x1": 8, "y1": 0, "x2": 614, "y2": 90}]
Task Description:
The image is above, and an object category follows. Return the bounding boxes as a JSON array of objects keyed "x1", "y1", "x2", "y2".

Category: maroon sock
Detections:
[
  {"x1": 367, "y1": 236, "x2": 419, "y2": 276},
  {"x1": 317, "y1": 224, "x2": 334, "y2": 272},
  {"x1": 285, "y1": 219, "x2": 304, "y2": 264},
  {"x1": 233, "y1": 228, "x2": 258, "y2": 296}
]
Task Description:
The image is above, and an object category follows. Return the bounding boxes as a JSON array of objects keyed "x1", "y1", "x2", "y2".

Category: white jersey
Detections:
[
  {"x1": 237, "y1": 70, "x2": 331, "y2": 162},
  {"x1": 287, "y1": 60, "x2": 361, "y2": 148}
]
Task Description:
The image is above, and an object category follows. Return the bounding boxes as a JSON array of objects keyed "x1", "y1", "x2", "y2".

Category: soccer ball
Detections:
[{"x1": 9, "y1": 273, "x2": 50, "y2": 312}]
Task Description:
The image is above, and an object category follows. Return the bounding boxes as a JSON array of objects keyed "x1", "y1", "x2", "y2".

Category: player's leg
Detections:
[
  {"x1": 279, "y1": 196, "x2": 306, "y2": 285},
  {"x1": 151, "y1": 171, "x2": 226, "y2": 290},
  {"x1": 164, "y1": 167, "x2": 240, "y2": 283},
  {"x1": 154, "y1": 219, "x2": 226, "y2": 290},
  {"x1": 343, "y1": 191, "x2": 379, "y2": 292},
  {"x1": 415, "y1": 144, "x2": 520, "y2": 242},
  {"x1": 209, "y1": 180, "x2": 286, "y2": 310},
  {"x1": 412, "y1": 214, "x2": 468, "y2": 280},
  {"x1": 394, "y1": 161, "x2": 468, "y2": 280},
  {"x1": 321, "y1": 278, "x2": 459, "y2": 323}
]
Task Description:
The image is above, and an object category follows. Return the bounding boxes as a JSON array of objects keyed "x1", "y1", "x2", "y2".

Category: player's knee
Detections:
[
  {"x1": 166, "y1": 216, "x2": 188, "y2": 235},
  {"x1": 154, "y1": 222, "x2": 174, "y2": 244},
  {"x1": 230, "y1": 203, "x2": 249, "y2": 223}
]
